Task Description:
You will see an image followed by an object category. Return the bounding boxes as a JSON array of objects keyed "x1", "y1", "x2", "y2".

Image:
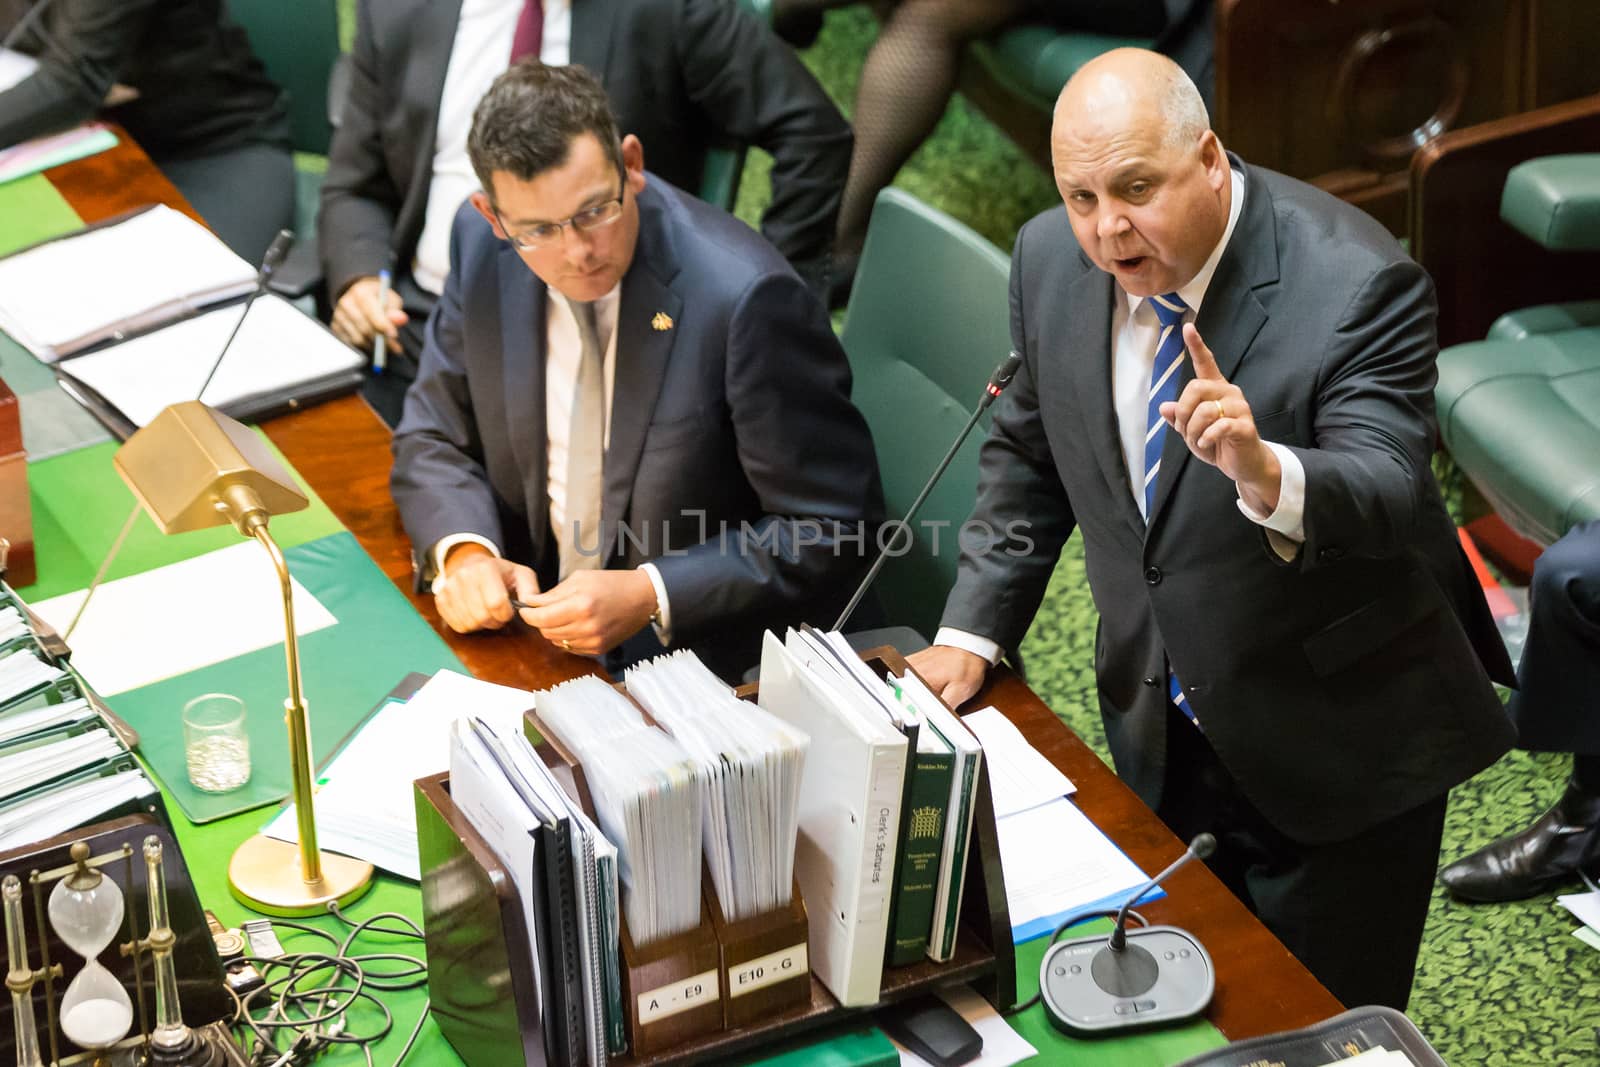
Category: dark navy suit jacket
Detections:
[{"x1": 392, "y1": 179, "x2": 884, "y2": 678}]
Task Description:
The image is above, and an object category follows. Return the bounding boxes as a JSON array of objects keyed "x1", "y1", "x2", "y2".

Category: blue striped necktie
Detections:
[{"x1": 1142, "y1": 292, "x2": 1197, "y2": 724}]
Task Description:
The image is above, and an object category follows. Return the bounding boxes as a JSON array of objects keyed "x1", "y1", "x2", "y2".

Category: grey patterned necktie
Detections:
[{"x1": 561, "y1": 299, "x2": 605, "y2": 578}]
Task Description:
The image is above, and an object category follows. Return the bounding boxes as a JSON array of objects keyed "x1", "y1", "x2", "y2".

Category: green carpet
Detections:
[{"x1": 313, "y1": 4, "x2": 1587, "y2": 1061}]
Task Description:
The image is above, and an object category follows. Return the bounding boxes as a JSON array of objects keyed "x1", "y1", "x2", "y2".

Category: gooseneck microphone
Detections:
[
  {"x1": 194, "y1": 228, "x2": 294, "y2": 402},
  {"x1": 1038, "y1": 833, "x2": 1219, "y2": 1035},
  {"x1": 831, "y1": 351, "x2": 1024, "y2": 632},
  {"x1": 1107, "y1": 832, "x2": 1215, "y2": 953}
]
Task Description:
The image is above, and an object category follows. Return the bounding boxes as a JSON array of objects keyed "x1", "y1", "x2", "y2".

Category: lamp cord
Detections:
[
  {"x1": 62, "y1": 500, "x2": 143, "y2": 642},
  {"x1": 230, "y1": 902, "x2": 430, "y2": 1067}
]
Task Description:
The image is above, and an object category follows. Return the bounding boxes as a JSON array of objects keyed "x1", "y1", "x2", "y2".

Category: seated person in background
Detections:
[
  {"x1": 390, "y1": 60, "x2": 884, "y2": 682},
  {"x1": 768, "y1": 0, "x2": 1213, "y2": 303},
  {"x1": 1441, "y1": 521, "x2": 1600, "y2": 902},
  {"x1": 0, "y1": 0, "x2": 293, "y2": 262},
  {"x1": 322, "y1": 0, "x2": 853, "y2": 426},
  {"x1": 907, "y1": 50, "x2": 1514, "y2": 1009}
]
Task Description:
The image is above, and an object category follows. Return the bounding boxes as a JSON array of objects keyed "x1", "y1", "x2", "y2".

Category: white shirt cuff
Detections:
[
  {"x1": 1235, "y1": 442, "x2": 1305, "y2": 561},
  {"x1": 933, "y1": 627, "x2": 1005, "y2": 666},
  {"x1": 638, "y1": 562, "x2": 672, "y2": 646},
  {"x1": 429, "y1": 533, "x2": 502, "y2": 594}
]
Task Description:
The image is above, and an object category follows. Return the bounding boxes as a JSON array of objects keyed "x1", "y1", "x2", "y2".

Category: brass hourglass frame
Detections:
[{"x1": 14, "y1": 840, "x2": 155, "y2": 1067}]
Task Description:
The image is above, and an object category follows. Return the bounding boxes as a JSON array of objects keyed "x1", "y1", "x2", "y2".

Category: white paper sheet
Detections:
[
  {"x1": 962, "y1": 706, "x2": 1075, "y2": 817},
  {"x1": 33, "y1": 542, "x2": 337, "y2": 696},
  {"x1": 893, "y1": 983, "x2": 1037, "y2": 1067},
  {"x1": 1558, "y1": 889, "x2": 1600, "y2": 934},
  {"x1": 63, "y1": 294, "x2": 363, "y2": 428},
  {"x1": 0, "y1": 204, "x2": 255, "y2": 358},
  {"x1": 0, "y1": 48, "x2": 38, "y2": 93},
  {"x1": 999, "y1": 797, "x2": 1152, "y2": 940},
  {"x1": 263, "y1": 669, "x2": 538, "y2": 879}
]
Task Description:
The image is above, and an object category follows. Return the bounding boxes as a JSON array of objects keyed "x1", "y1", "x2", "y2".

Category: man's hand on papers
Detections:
[
  {"x1": 436, "y1": 548, "x2": 539, "y2": 634},
  {"x1": 516, "y1": 570, "x2": 658, "y2": 657},
  {"x1": 331, "y1": 274, "x2": 407, "y2": 354},
  {"x1": 907, "y1": 645, "x2": 990, "y2": 709}
]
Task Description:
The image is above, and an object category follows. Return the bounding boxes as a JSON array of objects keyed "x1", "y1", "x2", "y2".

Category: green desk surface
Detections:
[
  {"x1": 109, "y1": 531, "x2": 463, "y2": 822},
  {"x1": 16, "y1": 437, "x2": 342, "y2": 602},
  {"x1": 0, "y1": 174, "x2": 81, "y2": 256}
]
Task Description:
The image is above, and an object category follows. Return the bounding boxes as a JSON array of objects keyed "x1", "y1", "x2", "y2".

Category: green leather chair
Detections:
[
  {"x1": 839, "y1": 189, "x2": 1012, "y2": 642},
  {"x1": 1435, "y1": 154, "x2": 1600, "y2": 545},
  {"x1": 968, "y1": 26, "x2": 1151, "y2": 114},
  {"x1": 225, "y1": 0, "x2": 342, "y2": 235}
]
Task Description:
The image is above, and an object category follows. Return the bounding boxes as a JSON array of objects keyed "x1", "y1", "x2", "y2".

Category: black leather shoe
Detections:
[{"x1": 1439, "y1": 778, "x2": 1600, "y2": 902}]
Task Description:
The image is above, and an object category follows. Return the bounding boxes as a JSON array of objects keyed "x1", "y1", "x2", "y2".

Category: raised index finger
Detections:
[{"x1": 1184, "y1": 322, "x2": 1223, "y2": 381}]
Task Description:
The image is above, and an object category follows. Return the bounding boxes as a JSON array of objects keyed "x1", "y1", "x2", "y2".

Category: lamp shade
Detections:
[{"x1": 112, "y1": 401, "x2": 306, "y2": 534}]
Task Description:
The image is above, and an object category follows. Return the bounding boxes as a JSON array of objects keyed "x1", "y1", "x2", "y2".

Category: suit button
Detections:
[
  {"x1": 1144, "y1": 566, "x2": 1162, "y2": 585},
  {"x1": 1143, "y1": 676, "x2": 1160, "y2": 688}
]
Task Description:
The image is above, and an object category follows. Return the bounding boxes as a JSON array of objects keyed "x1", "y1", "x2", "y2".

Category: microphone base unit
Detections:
[{"x1": 1039, "y1": 926, "x2": 1214, "y2": 1036}]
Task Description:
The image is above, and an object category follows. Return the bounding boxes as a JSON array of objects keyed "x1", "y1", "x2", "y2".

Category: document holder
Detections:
[
  {"x1": 413, "y1": 646, "x2": 1014, "y2": 1067},
  {"x1": 704, "y1": 872, "x2": 810, "y2": 1029},
  {"x1": 527, "y1": 715, "x2": 725, "y2": 1057},
  {"x1": 414, "y1": 771, "x2": 550, "y2": 1067}
]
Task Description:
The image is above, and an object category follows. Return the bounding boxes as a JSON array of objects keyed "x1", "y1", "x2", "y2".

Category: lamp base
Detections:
[{"x1": 226, "y1": 834, "x2": 373, "y2": 917}]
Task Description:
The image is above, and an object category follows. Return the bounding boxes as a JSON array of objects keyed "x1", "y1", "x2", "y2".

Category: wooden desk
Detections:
[{"x1": 44, "y1": 134, "x2": 1343, "y2": 1047}]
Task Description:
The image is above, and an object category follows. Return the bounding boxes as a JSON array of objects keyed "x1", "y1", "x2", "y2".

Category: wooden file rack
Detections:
[{"x1": 413, "y1": 648, "x2": 1013, "y2": 1066}]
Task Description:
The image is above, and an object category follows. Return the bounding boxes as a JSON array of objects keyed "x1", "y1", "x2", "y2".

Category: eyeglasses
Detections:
[{"x1": 493, "y1": 164, "x2": 627, "y2": 250}]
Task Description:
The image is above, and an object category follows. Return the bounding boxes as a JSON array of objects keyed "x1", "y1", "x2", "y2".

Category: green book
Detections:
[{"x1": 885, "y1": 726, "x2": 954, "y2": 966}]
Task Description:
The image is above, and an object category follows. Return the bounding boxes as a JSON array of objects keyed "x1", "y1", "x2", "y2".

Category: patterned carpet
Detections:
[{"x1": 316, "y1": 2, "x2": 1595, "y2": 1060}]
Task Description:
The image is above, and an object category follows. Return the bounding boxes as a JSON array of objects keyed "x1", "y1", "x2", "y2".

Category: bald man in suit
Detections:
[{"x1": 910, "y1": 50, "x2": 1514, "y2": 1008}]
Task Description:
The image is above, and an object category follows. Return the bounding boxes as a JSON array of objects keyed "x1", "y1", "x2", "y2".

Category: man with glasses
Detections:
[{"x1": 390, "y1": 61, "x2": 884, "y2": 680}]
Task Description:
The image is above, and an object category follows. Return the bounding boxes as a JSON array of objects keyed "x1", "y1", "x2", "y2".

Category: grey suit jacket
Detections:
[
  {"x1": 942, "y1": 158, "x2": 1515, "y2": 844},
  {"x1": 319, "y1": 0, "x2": 851, "y2": 311},
  {"x1": 391, "y1": 179, "x2": 884, "y2": 678}
]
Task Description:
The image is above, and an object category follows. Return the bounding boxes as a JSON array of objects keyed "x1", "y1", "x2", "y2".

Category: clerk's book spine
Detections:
[{"x1": 885, "y1": 748, "x2": 953, "y2": 966}]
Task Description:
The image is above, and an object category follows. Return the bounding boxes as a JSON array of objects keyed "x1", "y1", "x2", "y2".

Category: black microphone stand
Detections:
[{"x1": 831, "y1": 351, "x2": 1023, "y2": 632}]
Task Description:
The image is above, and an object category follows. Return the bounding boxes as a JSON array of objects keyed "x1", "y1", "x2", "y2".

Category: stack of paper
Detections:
[
  {"x1": 624, "y1": 650, "x2": 809, "y2": 922},
  {"x1": 0, "y1": 205, "x2": 256, "y2": 360},
  {"x1": 962, "y1": 706, "x2": 1155, "y2": 943},
  {"x1": 58, "y1": 293, "x2": 365, "y2": 430},
  {"x1": 0, "y1": 647, "x2": 65, "y2": 705},
  {"x1": 451, "y1": 714, "x2": 624, "y2": 1064},
  {"x1": 0, "y1": 123, "x2": 118, "y2": 185},
  {"x1": 536, "y1": 677, "x2": 704, "y2": 946},
  {"x1": 0, "y1": 590, "x2": 162, "y2": 853}
]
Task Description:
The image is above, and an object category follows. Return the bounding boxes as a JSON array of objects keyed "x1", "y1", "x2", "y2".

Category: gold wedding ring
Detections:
[
  {"x1": 1212, "y1": 399, "x2": 1226, "y2": 420},
  {"x1": 561, "y1": 639, "x2": 572, "y2": 652}
]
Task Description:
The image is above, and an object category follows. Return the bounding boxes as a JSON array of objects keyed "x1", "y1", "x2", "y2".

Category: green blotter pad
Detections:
[
  {"x1": 105, "y1": 531, "x2": 462, "y2": 823},
  {"x1": 0, "y1": 174, "x2": 82, "y2": 256}
]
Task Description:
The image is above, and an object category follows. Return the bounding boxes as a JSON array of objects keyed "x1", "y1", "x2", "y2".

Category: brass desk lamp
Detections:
[{"x1": 114, "y1": 401, "x2": 372, "y2": 915}]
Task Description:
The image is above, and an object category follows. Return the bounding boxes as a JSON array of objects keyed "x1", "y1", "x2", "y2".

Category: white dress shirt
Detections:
[
  {"x1": 936, "y1": 169, "x2": 1306, "y2": 665},
  {"x1": 431, "y1": 282, "x2": 676, "y2": 644},
  {"x1": 412, "y1": 0, "x2": 572, "y2": 295}
]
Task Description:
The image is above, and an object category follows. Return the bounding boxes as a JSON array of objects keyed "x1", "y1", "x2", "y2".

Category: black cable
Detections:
[
  {"x1": 1002, "y1": 907, "x2": 1149, "y2": 1018},
  {"x1": 230, "y1": 902, "x2": 429, "y2": 1067}
]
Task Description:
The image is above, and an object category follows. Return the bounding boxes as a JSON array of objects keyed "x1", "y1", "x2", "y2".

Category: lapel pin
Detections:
[{"x1": 651, "y1": 311, "x2": 673, "y2": 332}]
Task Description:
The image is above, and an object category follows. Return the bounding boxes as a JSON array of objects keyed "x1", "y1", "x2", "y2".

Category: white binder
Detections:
[{"x1": 757, "y1": 631, "x2": 907, "y2": 1007}]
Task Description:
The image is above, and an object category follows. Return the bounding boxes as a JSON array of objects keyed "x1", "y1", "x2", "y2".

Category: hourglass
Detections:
[{"x1": 46, "y1": 842, "x2": 134, "y2": 1051}]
